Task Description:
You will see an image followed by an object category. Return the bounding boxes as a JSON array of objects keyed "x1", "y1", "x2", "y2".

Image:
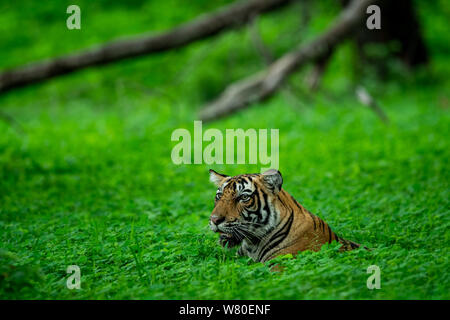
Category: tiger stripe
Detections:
[{"x1": 209, "y1": 169, "x2": 367, "y2": 263}]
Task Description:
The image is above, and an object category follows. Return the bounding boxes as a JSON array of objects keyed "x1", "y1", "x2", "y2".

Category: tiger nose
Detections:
[{"x1": 210, "y1": 215, "x2": 225, "y2": 225}]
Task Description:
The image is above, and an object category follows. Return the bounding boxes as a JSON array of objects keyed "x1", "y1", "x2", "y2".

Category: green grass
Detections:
[{"x1": 0, "y1": 0, "x2": 449, "y2": 299}]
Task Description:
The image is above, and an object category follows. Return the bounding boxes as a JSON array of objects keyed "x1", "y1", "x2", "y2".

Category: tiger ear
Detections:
[
  {"x1": 209, "y1": 169, "x2": 228, "y2": 187},
  {"x1": 261, "y1": 169, "x2": 283, "y2": 194}
]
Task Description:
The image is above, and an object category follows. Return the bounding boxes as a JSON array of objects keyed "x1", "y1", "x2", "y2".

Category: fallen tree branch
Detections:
[
  {"x1": 200, "y1": 0, "x2": 378, "y2": 122},
  {"x1": 355, "y1": 85, "x2": 389, "y2": 123},
  {"x1": 305, "y1": 48, "x2": 333, "y2": 90},
  {"x1": 248, "y1": 16, "x2": 307, "y2": 109},
  {"x1": 0, "y1": 0, "x2": 293, "y2": 94},
  {"x1": 248, "y1": 15, "x2": 274, "y2": 64}
]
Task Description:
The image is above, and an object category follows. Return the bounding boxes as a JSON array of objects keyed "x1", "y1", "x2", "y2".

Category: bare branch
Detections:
[
  {"x1": 199, "y1": 0, "x2": 379, "y2": 122},
  {"x1": 248, "y1": 15, "x2": 274, "y2": 64},
  {"x1": 305, "y1": 48, "x2": 333, "y2": 91},
  {"x1": 355, "y1": 86, "x2": 389, "y2": 123},
  {"x1": 248, "y1": 16, "x2": 307, "y2": 109},
  {"x1": 0, "y1": 0, "x2": 293, "y2": 94}
]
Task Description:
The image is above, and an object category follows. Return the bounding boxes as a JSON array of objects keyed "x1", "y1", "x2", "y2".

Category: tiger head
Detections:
[{"x1": 208, "y1": 169, "x2": 283, "y2": 248}]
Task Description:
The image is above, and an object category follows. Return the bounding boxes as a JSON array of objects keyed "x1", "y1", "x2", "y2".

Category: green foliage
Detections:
[
  {"x1": 0, "y1": 0, "x2": 449, "y2": 299},
  {"x1": 0, "y1": 249, "x2": 44, "y2": 298}
]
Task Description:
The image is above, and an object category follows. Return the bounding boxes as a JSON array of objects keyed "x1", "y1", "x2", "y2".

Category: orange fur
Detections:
[{"x1": 209, "y1": 170, "x2": 364, "y2": 263}]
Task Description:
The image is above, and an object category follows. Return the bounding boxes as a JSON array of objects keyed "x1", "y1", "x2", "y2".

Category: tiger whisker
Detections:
[
  {"x1": 234, "y1": 228, "x2": 253, "y2": 244},
  {"x1": 238, "y1": 224, "x2": 267, "y2": 237},
  {"x1": 235, "y1": 226, "x2": 264, "y2": 242},
  {"x1": 231, "y1": 229, "x2": 244, "y2": 242}
]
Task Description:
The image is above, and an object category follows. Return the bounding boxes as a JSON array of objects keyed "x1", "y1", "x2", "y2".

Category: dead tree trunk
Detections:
[
  {"x1": 199, "y1": 0, "x2": 379, "y2": 122},
  {"x1": 0, "y1": 0, "x2": 293, "y2": 94}
]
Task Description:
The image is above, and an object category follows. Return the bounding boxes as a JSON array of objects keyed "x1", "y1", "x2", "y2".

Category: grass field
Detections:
[{"x1": 0, "y1": 0, "x2": 449, "y2": 299}]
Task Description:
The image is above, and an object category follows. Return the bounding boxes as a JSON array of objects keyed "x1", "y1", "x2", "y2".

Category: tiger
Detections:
[{"x1": 208, "y1": 169, "x2": 365, "y2": 263}]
